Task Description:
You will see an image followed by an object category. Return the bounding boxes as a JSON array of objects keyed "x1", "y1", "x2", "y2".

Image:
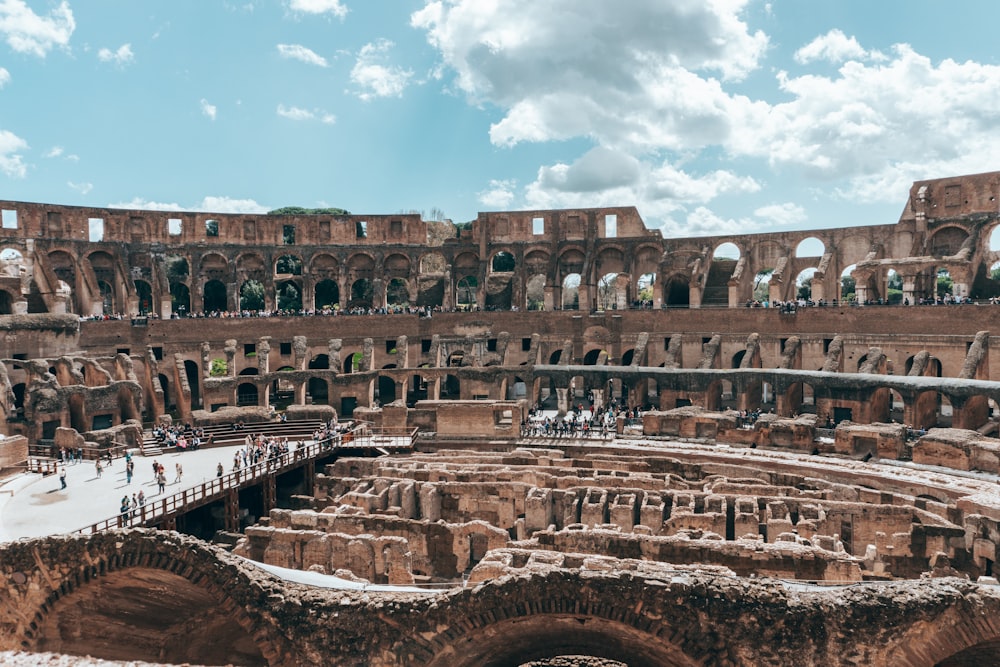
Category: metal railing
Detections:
[{"x1": 76, "y1": 425, "x2": 417, "y2": 534}]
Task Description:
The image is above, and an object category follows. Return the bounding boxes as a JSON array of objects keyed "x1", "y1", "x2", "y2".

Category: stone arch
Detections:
[
  {"x1": 314, "y1": 279, "x2": 339, "y2": 309},
  {"x1": 274, "y1": 253, "x2": 302, "y2": 276},
  {"x1": 0, "y1": 289, "x2": 15, "y2": 314},
  {"x1": 419, "y1": 251, "x2": 447, "y2": 274},
  {"x1": 456, "y1": 275, "x2": 477, "y2": 310},
  {"x1": 203, "y1": 279, "x2": 227, "y2": 312},
  {"x1": 48, "y1": 249, "x2": 79, "y2": 313},
  {"x1": 928, "y1": 225, "x2": 969, "y2": 257},
  {"x1": 525, "y1": 273, "x2": 546, "y2": 310},
  {"x1": 384, "y1": 252, "x2": 411, "y2": 278},
  {"x1": 170, "y1": 281, "x2": 190, "y2": 315},
  {"x1": 386, "y1": 277, "x2": 410, "y2": 307},
  {"x1": 561, "y1": 273, "x2": 581, "y2": 310},
  {"x1": 490, "y1": 250, "x2": 516, "y2": 273},
  {"x1": 417, "y1": 581, "x2": 702, "y2": 667},
  {"x1": 663, "y1": 273, "x2": 690, "y2": 308},
  {"x1": 198, "y1": 251, "x2": 230, "y2": 279},
  {"x1": 309, "y1": 252, "x2": 340, "y2": 279},
  {"x1": 11, "y1": 534, "x2": 286, "y2": 665},
  {"x1": 239, "y1": 279, "x2": 264, "y2": 312},
  {"x1": 795, "y1": 267, "x2": 817, "y2": 302},
  {"x1": 275, "y1": 279, "x2": 302, "y2": 311},
  {"x1": 346, "y1": 252, "x2": 376, "y2": 279},
  {"x1": 132, "y1": 278, "x2": 154, "y2": 315},
  {"x1": 713, "y1": 242, "x2": 741, "y2": 260},
  {"x1": 88, "y1": 251, "x2": 120, "y2": 314},
  {"x1": 235, "y1": 252, "x2": 267, "y2": 281},
  {"x1": 795, "y1": 237, "x2": 825, "y2": 257},
  {"x1": 237, "y1": 382, "x2": 259, "y2": 406},
  {"x1": 350, "y1": 279, "x2": 374, "y2": 309}
]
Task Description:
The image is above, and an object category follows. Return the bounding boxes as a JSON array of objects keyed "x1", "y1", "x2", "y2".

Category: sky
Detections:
[{"x1": 2, "y1": 0, "x2": 1000, "y2": 237}]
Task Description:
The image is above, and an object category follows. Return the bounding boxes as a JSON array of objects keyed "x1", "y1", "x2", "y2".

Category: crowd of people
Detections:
[{"x1": 520, "y1": 400, "x2": 643, "y2": 439}]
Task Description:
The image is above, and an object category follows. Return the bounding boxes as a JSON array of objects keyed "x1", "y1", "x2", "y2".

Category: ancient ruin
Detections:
[{"x1": 5, "y1": 171, "x2": 1000, "y2": 664}]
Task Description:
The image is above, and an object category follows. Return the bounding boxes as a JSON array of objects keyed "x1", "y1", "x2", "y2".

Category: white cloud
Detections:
[
  {"x1": 753, "y1": 202, "x2": 807, "y2": 226},
  {"x1": 97, "y1": 43, "x2": 134, "y2": 66},
  {"x1": 0, "y1": 0, "x2": 75, "y2": 57},
  {"x1": 197, "y1": 196, "x2": 268, "y2": 213},
  {"x1": 43, "y1": 146, "x2": 63, "y2": 158},
  {"x1": 277, "y1": 43, "x2": 327, "y2": 67},
  {"x1": 0, "y1": 66, "x2": 8, "y2": 87},
  {"x1": 276, "y1": 104, "x2": 335, "y2": 124},
  {"x1": 200, "y1": 98, "x2": 217, "y2": 120},
  {"x1": 349, "y1": 39, "x2": 413, "y2": 100},
  {"x1": 67, "y1": 181, "x2": 92, "y2": 195},
  {"x1": 287, "y1": 0, "x2": 347, "y2": 18},
  {"x1": 794, "y1": 29, "x2": 867, "y2": 65},
  {"x1": 0, "y1": 128, "x2": 28, "y2": 178},
  {"x1": 108, "y1": 196, "x2": 268, "y2": 213},
  {"x1": 477, "y1": 179, "x2": 516, "y2": 209},
  {"x1": 108, "y1": 197, "x2": 183, "y2": 211}
]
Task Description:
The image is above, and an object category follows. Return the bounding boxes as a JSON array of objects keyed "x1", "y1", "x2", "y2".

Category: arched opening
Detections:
[
  {"x1": 635, "y1": 272, "x2": 655, "y2": 308},
  {"x1": 664, "y1": 274, "x2": 689, "y2": 308},
  {"x1": 184, "y1": 360, "x2": 200, "y2": 409},
  {"x1": 526, "y1": 274, "x2": 546, "y2": 311},
  {"x1": 307, "y1": 353, "x2": 330, "y2": 404},
  {"x1": 752, "y1": 269, "x2": 773, "y2": 305},
  {"x1": 841, "y1": 264, "x2": 856, "y2": 304},
  {"x1": 795, "y1": 237, "x2": 825, "y2": 257},
  {"x1": 795, "y1": 268, "x2": 816, "y2": 302},
  {"x1": 169, "y1": 282, "x2": 190, "y2": 316},
  {"x1": 133, "y1": 279, "x2": 152, "y2": 315},
  {"x1": 275, "y1": 254, "x2": 302, "y2": 276},
  {"x1": 349, "y1": 279, "x2": 374, "y2": 310},
  {"x1": 886, "y1": 268, "x2": 902, "y2": 304},
  {"x1": 598, "y1": 272, "x2": 627, "y2": 311},
  {"x1": 276, "y1": 280, "x2": 302, "y2": 311},
  {"x1": 713, "y1": 242, "x2": 741, "y2": 260},
  {"x1": 491, "y1": 251, "x2": 516, "y2": 272},
  {"x1": 314, "y1": 279, "x2": 340, "y2": 310},
  {"x1": 376, "y1": 376, "x2": 396, "y2": 403},
  {"x1": 583, "y1": 349, "x2": 602, "y2": 365},
  {"x1": 237, "y1": 382, "x2": 259, "y2": 406},
  {"x1": 203, "y1": 279, "x2": 227, "y2": 312},
  {"x1": 271, "y1": 367, "x2": 296, "y2": 407},
  {"x1": 99, "y1": 280, "x2": 116, "y2": 315},
  {"x1": 239, "y1": 279, "x2": 264, "y2": 312},
  {"x1": 343, "y1": 352, "x2": 362, "y2": 374},
  {"x1": 386, "y1": 278, "x2": 409, "y2": 307},
  {"x1": 442, "y1": 374, "x2": 460, "y2": 398},
  {"x1": 621, "y1": 349, "x2": 635, "y2": 366},
  {"x1": 456, "y1": 276, "x2": 477, "y2": 310},
  {"x1": 507, "y1": 376, "x2": 527, "y2": 400},
  {"x1": 158, "y1": 373, "x2": 173, "y2": 411},
  {"x1": 936, "y1": 268, "x2": 954, "y2": 302},
  {"x1": 30, "y1": 567, "x2": 268, "y2": 666},
  {"x1": 408, "y1": 373, "x2": 428, "y2": 405},
  {"x1": 561, "y1": 274, "x2": 581, "y2": 310},
  {"x1": 548, "y1": 350, "x2": 562, "y2": 365}
]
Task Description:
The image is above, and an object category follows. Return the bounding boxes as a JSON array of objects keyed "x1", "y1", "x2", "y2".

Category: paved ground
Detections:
[{"x1": 0, "y1": 443, "x2": 258, "y2": 542}]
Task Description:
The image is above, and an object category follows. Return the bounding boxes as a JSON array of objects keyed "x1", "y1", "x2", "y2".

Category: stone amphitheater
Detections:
[{"x1": 4, "y1": 172, "x2": 1000, "y2": 665}]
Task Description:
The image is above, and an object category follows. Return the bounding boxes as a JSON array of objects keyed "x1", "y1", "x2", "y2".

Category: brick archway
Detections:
[{"x1": 1, "y1": 532, "x2": 291, "y2": 666}]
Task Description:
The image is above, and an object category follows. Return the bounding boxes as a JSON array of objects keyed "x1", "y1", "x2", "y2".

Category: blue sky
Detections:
[{"x1": 3, "y1": 0, "x2": 1000, "y2": 236}]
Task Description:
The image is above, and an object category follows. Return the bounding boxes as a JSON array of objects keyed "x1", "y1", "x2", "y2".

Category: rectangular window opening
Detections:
[
  {"x1": 421, "y1": 339, "x2": 432, "y2": 354},
  {"x1": 487, "y1": 338, "x2": 498, "y2": 352},
  {"x1": 1, "y1": 209, "x2": 17, "y2": 229},
  {"x1": 168, "y1": 218, "x2": 183, "y2": 236},
  {"x1": 604, "y1": 214, "x2": 617, "y2": 238},
  {"x1": 532, "y1": 216, "x2": 544, "y2": 235},
  {"x1": 319, "y1": 220, "x2": 331, "y2": 241},
  {"x1": 522, "y1": 337, "x2": 532, "y2": 352},
  {"x1": 205, "y1": 219, "x2": 219, "y2": 237},
  {"x1": 283, "y1": 224, "x2": 296, "y2": 245},
  {"x1": 390, "y1": 220, "x2": 402, "y2": 237},
  {"x1": 386, "y1": 340, "x2": 396, "y2": 354},
  {"x1": 152, "y1": 346, "x2": 163, "y2": 361},
  {"x1": 280, "y1": 342, "x2": 292, "y2": 356},
  {"x1": 356, "y1": 221, "x2": 367, "y2": 238},
  {"x1": 244, "y1": 343, "x2": 256, "y2": 356},
  {"x1": 12, "y1": 353, "x2": 27, "y2": 360},
  {"x1": 664, "y1": 337, "x2": 671, "y2": 351},
  {"x1": 88, "y1": 218, "x2": 105, "y2": 242}
]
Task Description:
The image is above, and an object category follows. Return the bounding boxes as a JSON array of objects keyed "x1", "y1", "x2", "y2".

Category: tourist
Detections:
[
  {"x1": 131, "y1": 493, "x2": 139, "y2": 518},
  {"x1": 157, "y1": 470, "x2": 166, "y2": 494},
  {"x1": 217, "y1": 462, "x2": 224, "y2": 478},
  {"x1": 175, "y1": 462, "x2": 183, "y2": 484},
  {"x1": 58, "y1": 466, "x2": 66, "y2": 489},
  {"x1": 126, "y1": 459, "x2": 134, "y2": 484},
  {"x1": 95, "y1": 459, "x2": 103, "y2": 478}
]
